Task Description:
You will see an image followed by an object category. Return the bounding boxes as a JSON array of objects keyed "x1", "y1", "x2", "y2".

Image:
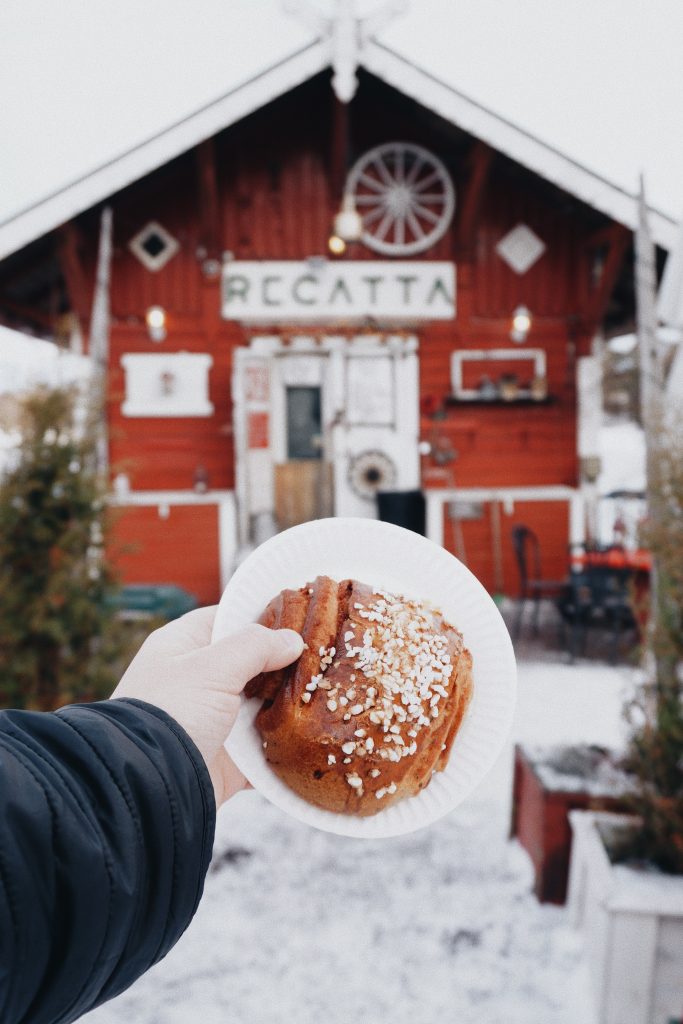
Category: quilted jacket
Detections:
[{"x1": 0, "y1": 698, "x2": 216, "y2": 1023}]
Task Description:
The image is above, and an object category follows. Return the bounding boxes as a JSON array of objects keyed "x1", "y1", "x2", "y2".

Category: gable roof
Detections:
[{"x1": 0, "y1": 0, "x2": 678, "y2": 259}]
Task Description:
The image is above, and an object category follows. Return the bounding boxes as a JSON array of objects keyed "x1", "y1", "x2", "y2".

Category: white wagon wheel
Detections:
[{"x1": 345, "y1": 142, "x2": 455, "y2": 256}]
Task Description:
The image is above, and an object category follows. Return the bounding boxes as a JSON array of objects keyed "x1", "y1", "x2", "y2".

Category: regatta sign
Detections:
[{"x1": 221, "y1": 261, "x2": 456, "y2": 321}]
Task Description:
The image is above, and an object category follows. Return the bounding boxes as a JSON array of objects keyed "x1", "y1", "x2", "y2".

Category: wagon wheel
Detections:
[{"x1": 345, "y1": 142, "x2": 455, "y2": 256}]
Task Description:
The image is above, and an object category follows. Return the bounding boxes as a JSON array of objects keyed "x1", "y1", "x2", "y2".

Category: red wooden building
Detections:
[{"x1": 0, "y1": 34, "x2": 670, "y2": 605}]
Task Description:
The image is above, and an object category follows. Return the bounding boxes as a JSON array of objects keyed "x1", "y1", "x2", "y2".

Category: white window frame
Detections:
[{"x1": 451, "y1": 347, "x2": 546, "y2": 399}]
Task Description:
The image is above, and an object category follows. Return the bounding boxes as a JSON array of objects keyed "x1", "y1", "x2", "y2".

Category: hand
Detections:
[{"x1": 111, "y1": 606, "x2": 304, "y2": 808}]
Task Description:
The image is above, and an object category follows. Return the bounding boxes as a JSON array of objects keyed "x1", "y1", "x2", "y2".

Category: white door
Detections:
[{"x1": 232, "y1": 335, "x2": 420, "y2": 545}]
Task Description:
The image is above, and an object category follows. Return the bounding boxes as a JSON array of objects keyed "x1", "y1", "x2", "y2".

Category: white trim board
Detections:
[
  {"x1": 108, "y1": 489, "x2": 237, "y2": 589},
  {"x1": 109, "y1": 489, "x2": 233, "y2": 506},
  {"x1": 363, "y1": 42, "x2": 677, "y2": 251},
  {"x1": 0, "y1": 39, "x2": 677, "y2": 259},
  {"x1": 424, "y1": 485, "x2": 584, "y2": 550},
  {"x1": 0, "y1": 41, "x2": 328, "y2": 261}
]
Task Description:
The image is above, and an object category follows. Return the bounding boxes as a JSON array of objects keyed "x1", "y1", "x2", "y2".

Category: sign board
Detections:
[{"x1": 222, "y1": 261, "x2": 455, "y2": 321}]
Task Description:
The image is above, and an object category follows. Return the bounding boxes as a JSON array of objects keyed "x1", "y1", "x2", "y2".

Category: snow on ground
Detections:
[{"x1": 82, "y1": 651, "x2": 637, "y2": 1024}]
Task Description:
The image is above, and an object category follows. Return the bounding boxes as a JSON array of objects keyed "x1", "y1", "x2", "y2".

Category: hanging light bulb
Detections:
[
  {"x1": 145, "y1": 305, "x2": 167, "y2": 342},
  {"x1": 332, "y1": 193, "x2": 363, "y2": 242},
  {"x1": 328, "y1": 234, "x2": 347, "y2": 255},
  {"x1": 510, "y1": 305, "x2": 532, "y2": 343}
]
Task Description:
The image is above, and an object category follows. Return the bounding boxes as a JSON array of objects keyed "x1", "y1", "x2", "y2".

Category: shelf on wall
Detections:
[{"x1": 445, "y1": 394, "x2": 557, "y2": 408}]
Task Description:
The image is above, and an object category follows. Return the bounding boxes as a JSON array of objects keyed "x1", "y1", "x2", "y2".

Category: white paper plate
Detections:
[{"x1": 212, "y1": 517, "x2": 516, "y2": 838}]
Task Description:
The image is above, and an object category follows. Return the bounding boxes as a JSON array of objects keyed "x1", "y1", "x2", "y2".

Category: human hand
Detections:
[{"x1": 111, "y1": 606, "x2": 304, "y2": 808}]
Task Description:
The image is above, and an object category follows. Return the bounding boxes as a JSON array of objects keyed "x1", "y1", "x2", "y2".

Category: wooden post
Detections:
[
  {"x1": 57, "y1": 222, "x2": 92, "y2": 337},
  {"x1": 89, "y1": 206, "x2": 113, "y2": 476},
  {"x1": 635, "y1": 177, "x2": 662, "y2": 651},
  {"x1": 330, "y1": 94, "x2": 349, "y2": 202},
  {"x1": 455, "y1": 140, "x2": 494, "y2": 256},
  {"x1": 583, "y1": 222, "x2": 631, "y2": 332},
  {"x1": 196, "y1": 138, "x2": 221, "y2": 263}
]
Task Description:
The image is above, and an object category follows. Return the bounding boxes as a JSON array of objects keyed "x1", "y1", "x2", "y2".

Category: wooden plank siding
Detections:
[
  {"x1": 444, "y1": 499, "x2": 571, "y2": 596},
  {"x1": 68, "y1": 71, "x2": 615, "y2": 595},
  {"x1": 110, "y1": 504, "x2": 221, "y2": 605}
]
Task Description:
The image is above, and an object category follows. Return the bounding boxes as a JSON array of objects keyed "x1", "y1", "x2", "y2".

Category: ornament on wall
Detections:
[
  {"x1": 128, "y1": 221, "x2": 180, "y2": 271},
  {"x1": 347, "y1": 449, "x2": 398, "y2": 500},
  {"x1": 495, "y1": 224, "x2": 546, "y2": 275},
  {"x1": 344, "y1": 142, "x2": 455, "y2": 256},
  {"x1": 121, "y1": 353, "x2": 213, "y2": 417},
  {"x1": 283, "y1": 0, "x2": 408, "y2": 103},
  {"x1": 159, "y1": 370, "x2": 177, "y2": 397}
]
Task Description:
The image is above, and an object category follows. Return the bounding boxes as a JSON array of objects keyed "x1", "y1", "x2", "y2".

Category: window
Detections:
[{"x1": 286, "y1": 386, "x2": 322, "y2": 460}]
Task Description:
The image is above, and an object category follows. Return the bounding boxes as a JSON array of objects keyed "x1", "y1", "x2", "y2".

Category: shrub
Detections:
[
  {"x1": 0, "y1": 386, "x2": 132, "y2": 709},
  {"x1": 623, "y1": 415, "x2": 683, "y2": 873}
]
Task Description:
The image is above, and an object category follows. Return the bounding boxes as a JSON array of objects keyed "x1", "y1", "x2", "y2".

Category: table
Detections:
[
  {"x1": 559, "y1": 548, "x2": 649, "y2": 661},
  {"x1": 573, "y1": 547, "x2": 652, "y2": 572}
]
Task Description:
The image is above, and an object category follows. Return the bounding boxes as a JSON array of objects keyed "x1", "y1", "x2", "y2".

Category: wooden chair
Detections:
[
  {"x1": 511, "y1": 524, "x2": 568, "y2": 639},
  {"x1": 557, "y1": 565, "x2": 638, "y2": 664}
]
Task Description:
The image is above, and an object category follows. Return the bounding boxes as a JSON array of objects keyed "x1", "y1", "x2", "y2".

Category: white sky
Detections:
[{"x1": 0, "y1": 0, "x2": 682, "y2": 228}]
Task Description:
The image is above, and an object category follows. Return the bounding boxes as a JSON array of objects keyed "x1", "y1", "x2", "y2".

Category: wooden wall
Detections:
[
  {"x1": 79, "y1": 70, "x2": 613, "y2": 597},
  {"x1": 110, "y1": 504, "x2": 221, "y2": 605}
]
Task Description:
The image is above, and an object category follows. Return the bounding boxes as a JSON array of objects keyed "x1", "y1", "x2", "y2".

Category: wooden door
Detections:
[{"x1": 274, "y1": 461, "x2": 333, "y2": 529}]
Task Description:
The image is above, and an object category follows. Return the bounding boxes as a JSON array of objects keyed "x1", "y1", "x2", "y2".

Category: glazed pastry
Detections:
[{"x1": 245, "y1": 576, "x2": 473, "y2": 816}]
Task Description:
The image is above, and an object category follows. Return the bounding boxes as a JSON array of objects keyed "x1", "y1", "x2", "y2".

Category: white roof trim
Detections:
[
  {"x1": 0, "y1": 40, "x2": 329, "y2": 261},
  {"x1": 363, "y1": 41, "x2": 678, "y2": 251},
  {"x1": 0, "y1": 35, "x2": 677, "y2": 260}
]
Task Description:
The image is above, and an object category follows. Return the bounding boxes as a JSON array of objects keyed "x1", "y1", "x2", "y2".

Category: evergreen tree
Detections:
[
  {"x1": 0, "y1": 386, "x2": 128, "y2": 710},
  {"x1": 624, "y1": 416, "x2": 683, "y2": 873}
]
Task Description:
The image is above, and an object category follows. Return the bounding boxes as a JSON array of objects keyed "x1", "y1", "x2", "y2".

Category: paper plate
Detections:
[{"x1": 212, "y1": 517, "x2": 516, "y2": 838}]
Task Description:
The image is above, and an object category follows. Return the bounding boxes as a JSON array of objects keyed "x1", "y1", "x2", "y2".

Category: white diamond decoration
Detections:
[
  {"x1": 495, "y1": 223, "x2": 546, "y2": 275},
  {"x1": 128, "y1": 220, "x2": 180, "y2": 272}
]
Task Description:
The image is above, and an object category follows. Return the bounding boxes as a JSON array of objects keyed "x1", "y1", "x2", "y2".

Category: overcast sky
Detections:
[{"x1": 1, "y1": 0, "x2": 682, "y2": 228}]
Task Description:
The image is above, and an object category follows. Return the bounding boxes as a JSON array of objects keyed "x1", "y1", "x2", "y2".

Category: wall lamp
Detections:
[
  {"x1": 145, "y1": 305, "x2": 167, "y2": 342},
  {"x1": 510, "y1": 305, "x2": 532, "y2": 344},
  {"x1": 328, "y1": 193, "x2": 363, "y2": 255}
]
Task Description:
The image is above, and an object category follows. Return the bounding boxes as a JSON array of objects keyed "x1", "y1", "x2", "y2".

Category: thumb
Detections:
[{"x1": 180, "y1": 623, "x2": 304, "y2": 693}]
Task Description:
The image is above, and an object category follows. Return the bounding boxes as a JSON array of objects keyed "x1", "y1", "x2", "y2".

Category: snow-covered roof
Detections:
[{"x1": 0, "y1": 0, "x2": 680, "y2": 260}]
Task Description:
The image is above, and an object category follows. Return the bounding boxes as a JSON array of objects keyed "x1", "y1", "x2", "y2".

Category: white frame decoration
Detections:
[
  {"x1": 121, "y1": 352, "x2": 214, "y2": 417},
  {"x1": 450, "y1": 347, "x2": 547, "y2": 400},
  {"x1": 128, "y1": 220, "x2": 180, "y2": 271}
]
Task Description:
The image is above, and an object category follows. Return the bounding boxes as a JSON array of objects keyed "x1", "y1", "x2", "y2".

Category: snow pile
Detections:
[
  {"x1": 596, "y1": 419, "x2": 646, "y2": 547},
  {"x1": 82, "y1": 660, "x2": 636, "y2": 1024},
  {"x1": 597, "y1": 420, "x2": 645, "y2": 497},
  {"x1": 0, "y1": 326, "x2": 90, "y2": 395},
  {"x1": 522, "y1": 743, "x2": 633, "y2": 797}
]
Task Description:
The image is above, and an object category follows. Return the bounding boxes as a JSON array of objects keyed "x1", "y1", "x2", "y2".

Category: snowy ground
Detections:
[{"x1": 83, "y1": 623, "x2": 637, "y2": 1024}]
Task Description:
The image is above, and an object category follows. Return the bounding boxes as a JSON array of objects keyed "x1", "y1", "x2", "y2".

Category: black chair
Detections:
[
  {"x1": 511, "y1": 524, "x2": 568, "y2": 638},
  {"x1": 557, "y1": 565, "x2": 638, "y2": 663}
]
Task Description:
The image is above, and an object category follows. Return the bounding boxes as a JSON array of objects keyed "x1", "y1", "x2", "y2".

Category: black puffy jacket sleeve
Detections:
[{"x1": 0, "y1": 697, "x2": 216, "y2": 1024}]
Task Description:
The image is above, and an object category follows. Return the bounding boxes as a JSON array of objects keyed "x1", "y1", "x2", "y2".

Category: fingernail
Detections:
[{"x1": 278, "y1": 629, "x2": 304, "y2": 657}]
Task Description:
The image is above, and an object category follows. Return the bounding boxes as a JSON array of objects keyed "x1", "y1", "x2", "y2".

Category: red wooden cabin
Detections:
[{"x1": 0, "y1": 59, "x2": 661, "y2": 605}]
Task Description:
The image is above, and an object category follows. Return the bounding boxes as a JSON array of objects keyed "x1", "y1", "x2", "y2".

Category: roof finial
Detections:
[{"x1": 284, "y1": 0, "x2": 408, "y2": 102}]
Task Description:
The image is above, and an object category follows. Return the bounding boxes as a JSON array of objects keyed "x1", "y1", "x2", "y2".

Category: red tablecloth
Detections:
[{"x1": 575, "y1": 548, "x2": 652, "y2": 572}]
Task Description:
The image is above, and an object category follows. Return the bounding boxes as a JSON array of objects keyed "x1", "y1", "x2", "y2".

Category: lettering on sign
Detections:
[{"x1": 222, "y1": 261, "x2": 456, "y2": 321}]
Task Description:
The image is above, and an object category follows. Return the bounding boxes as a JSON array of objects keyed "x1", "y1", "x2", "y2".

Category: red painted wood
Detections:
[
  {"x1": 110, "y1": 504, "x2": 220, "y2": 605},
  {"x1": 65, "y1": 71, "x2": 616, "y2": 594},
  {"x1": 511, "y1": 746, "x2": 625, "y2": 904},
  {"x1": 439, "y1": 499, "x2": 570, "y2": 595}
]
